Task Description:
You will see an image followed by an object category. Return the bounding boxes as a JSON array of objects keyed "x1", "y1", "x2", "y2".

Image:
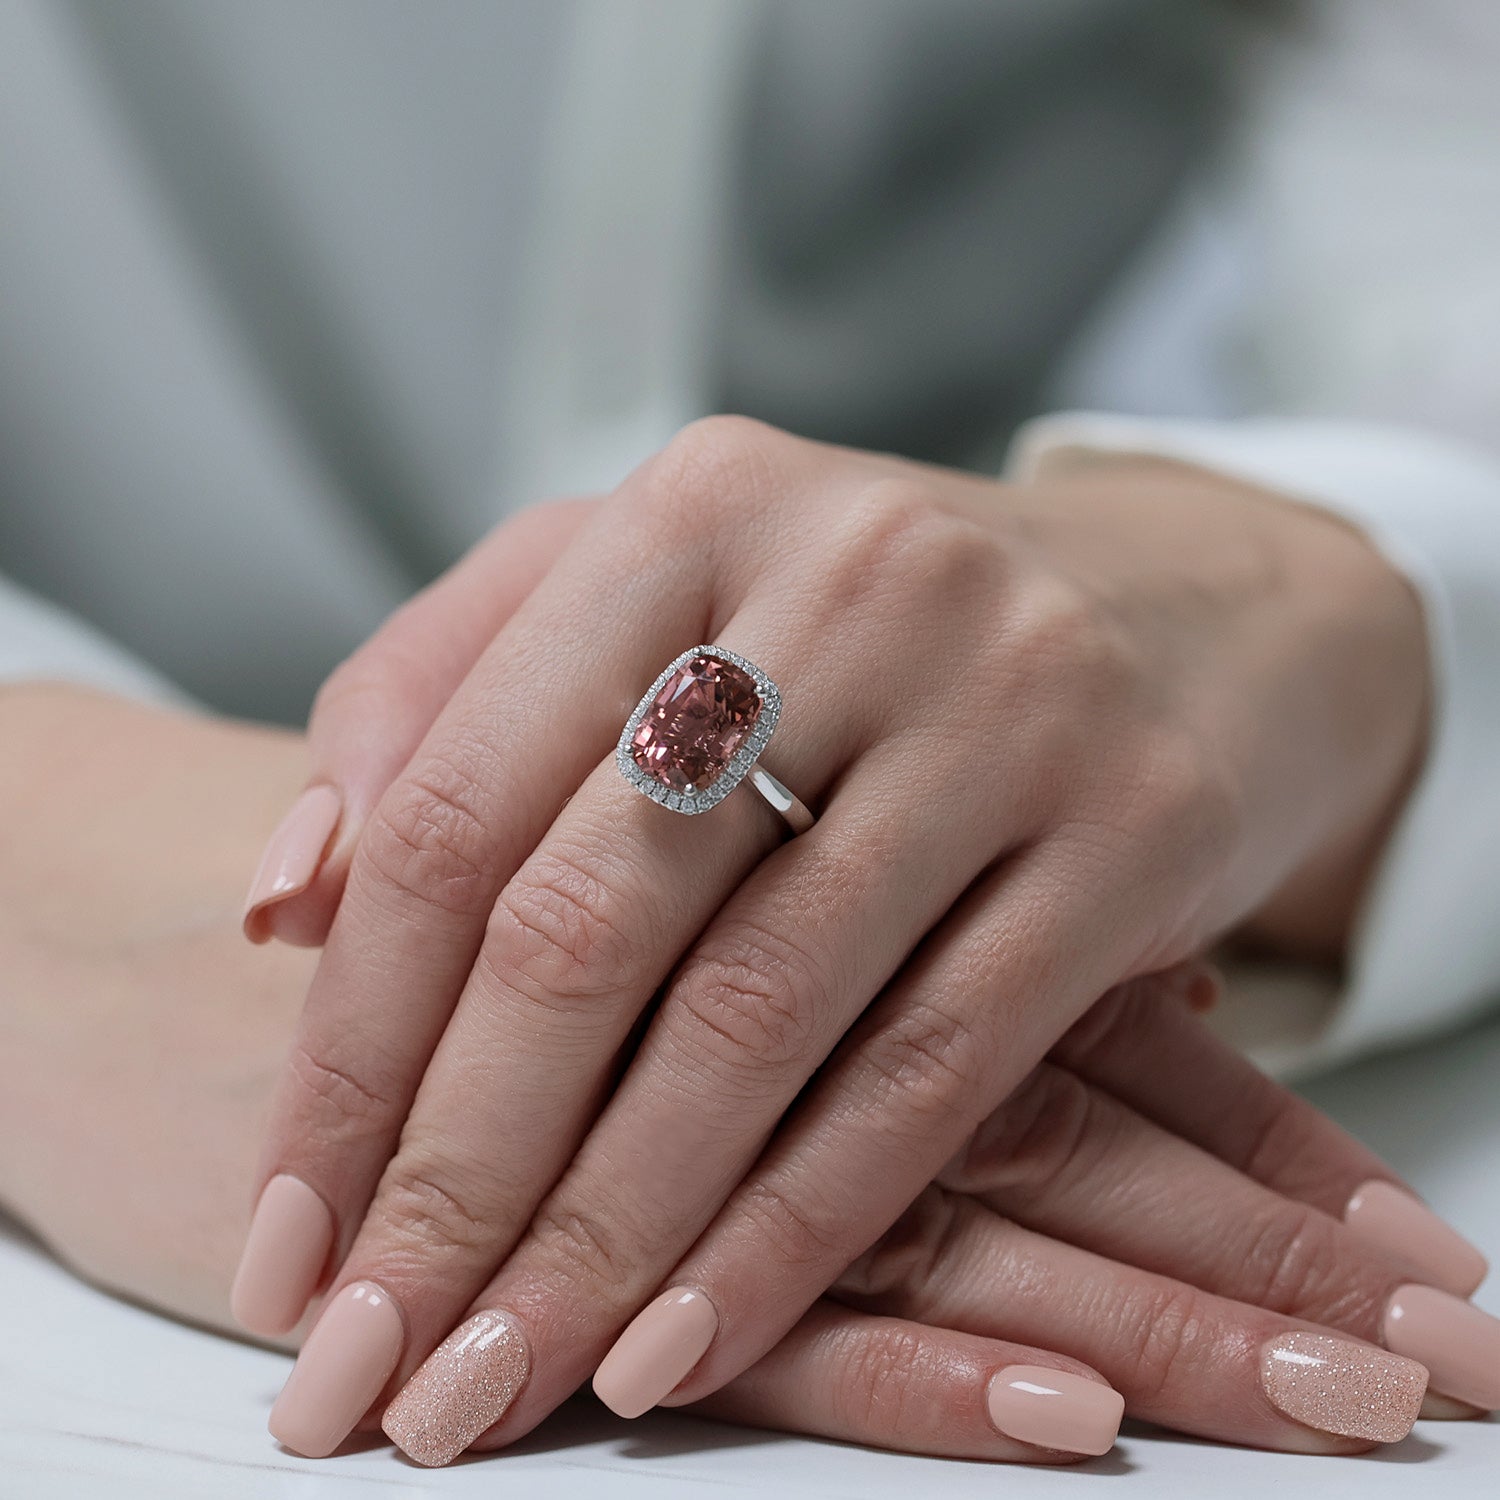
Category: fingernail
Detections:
[
  {"x1": 230, "y1": 1175, "x2": 335, "y2": 1336},
  {"x1": 1184, "y1": 966, "x2": 1223, "y2": 1013},
  {"x1": 382, "y1": 1311, "x2": 531, "y2": 1467},
  {"x1": 592, "y1": 1286, "x2": 717, "y2": 1419},
  {"x1": 269, "y1": 1282, "x2": 404, "y2": 1457},
  {"x1": 1260, "y1": 1332, "x2": 1426, "y2": 1443},
  {"x1": 1384, "y1": 1283, "x2": 1500, "y2": 1410},
  {"x1": 1420, "y1": 1390, "x2": 1488, "y2": 1420},
  {"x1": 986, "y1": 1365, "x2": 1124, "y2": 1456},
  {"x1": 1345, "y1": 1181, "x2": 1488, "y2": 1297},
  {"x1": 243, "y1": 785, "x2": 341, "y2": 943}
]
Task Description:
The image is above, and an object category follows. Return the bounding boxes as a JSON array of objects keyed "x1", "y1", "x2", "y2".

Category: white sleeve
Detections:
[
  {"x1": 1007, "y1": 413, "x2": 1500, "y2": 1071},
  {"x1": 0, "y1": 572, "x2": 190, "y2": 708}
]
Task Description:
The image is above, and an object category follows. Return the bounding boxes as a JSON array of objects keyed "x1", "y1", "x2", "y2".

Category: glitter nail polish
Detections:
[
  {"x1": 1260, "y1": 1332, "x2": 1426, "y2": 1443},
  {"x1": 382, "y1": 1311, "x2": 531, "y2": 1467}
]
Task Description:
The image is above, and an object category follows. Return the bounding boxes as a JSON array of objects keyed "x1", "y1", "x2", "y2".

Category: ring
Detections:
[{"x1": 616, "y1": 645, "x2": 814, "y2": 834}]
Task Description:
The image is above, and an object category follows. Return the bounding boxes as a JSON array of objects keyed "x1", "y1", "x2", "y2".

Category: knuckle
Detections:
[
  {"x1": 310, "y1": 654, "x2": 388, "y2": 728},
  {"x1": 1237, "y1": 1204, "x2": 1347, "y2": 1317},
  {"x1": 362, "y1": 752, "x2": 499, "y2": 916},
  {"x1": 287, "y1": 1041, "x2": 396, "y2": 1135},
  {"x1": 738, "y1": 1178, "x2": 847, "y2": 1271},
  {"x1": 943, "y1": 1066, "x2": 1099, "y2": 1201},
  {"x1": 1008, "y1": 576, "x2": 1127, "y2": 690},
  {"x1": 860, "y1": 1000, "x2": 988, "y2": 1135},
  {"x1": 528, "y1": 1200, "x2": 635, "y2": 1292},
  {"x1": 488, "y1": 845, "x2": 642, "y2": 1005},
  {"x1": 376, "y1": 1154, "x2": 495, "y2": 1259},
  {"x1": 835, "y1": 1320, "x2": 930, "y2": 1432},
  {"x1": 1239, "y1": 1084, "x2": 1313, "y2": 1184},
  {"x1": 826, "y1": 480, "x2": 986, "y2": 616},
  {"x1": 1114, "y1": 1281, "x2": 1209, "y2": 1407},
  {"x1": 643, "y1": 414, "x2": 785, "y2": 524},
  {"x1": 672, "y1": 924, "x2": 824, "y2": 1072},
  {"x1": 838, "y1": 1188, "x2": 962, "y2": 1304}
]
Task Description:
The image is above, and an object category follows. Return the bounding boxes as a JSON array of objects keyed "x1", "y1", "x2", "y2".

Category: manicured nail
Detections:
[
  {"x1": 1260, "y1": 1332, "x2": 1426, "y2": 1443},
  {"x1": 382, "y1": 1311, "x2": 531, "y2": 1467},
  {"x1": 592, "y1": 1287, "x2": 717, "y2": 1419},
  {"x1": 230, "y1": 1175, "x2": 335, "y2": 1336},
  {"x1": 269, "y1": 1282, "x2": 404, "y2": 1458},
  {"x1": 1188, "y1": 966, "x2": 1224, "y2": 1011},
  {"x1": 986, "y1": 1366, "x2": 1124, "y2": 1456},
  {"x1": 243, "y1": 785, "x2": 341, "y2": 943},
  {"x1": 1384, "y1": 1283, "x2": 1500, "y2": 1410},
  {"x1": 1345, "y1": 1181, "x2": 1487, "y2": 1297},
  {"x1": 1420, "y1": 1390, "x2": 1488, "y2": 1420}
]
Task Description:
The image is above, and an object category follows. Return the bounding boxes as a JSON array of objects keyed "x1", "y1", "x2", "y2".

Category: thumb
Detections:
[{"x1": 243, "y1": 496, "x2": 598, "y2": 946}]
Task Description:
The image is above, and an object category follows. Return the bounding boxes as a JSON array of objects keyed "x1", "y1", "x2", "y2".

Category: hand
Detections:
[
  {"x1": 4, "y1": 746, "x2": 1486, "y2": 1470},
  {"x1": 236, "y1": 419, "x2": 1433, "y2": 1454}
]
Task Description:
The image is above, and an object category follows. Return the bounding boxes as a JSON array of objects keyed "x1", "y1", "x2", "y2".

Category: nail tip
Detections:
[
  {"x1": 242, "y1": 785, "x2": 341, "y2": 943},
  {"x1": 380, "y1": 1416, "x2": 462, "y2": 1468},
  {"x1": 1345, "y1": 1180, "x2": 1488, "y2": 1297},
  {"x1": 591, "y1": 1378, "x2": 648, "y2": 1420},
  {"x1": 268, "y1": 1414, "x2": 340, "y2": 1460},
  {"x1": 267, "y1": 1279, "x2": 405, "y2": 1463}
]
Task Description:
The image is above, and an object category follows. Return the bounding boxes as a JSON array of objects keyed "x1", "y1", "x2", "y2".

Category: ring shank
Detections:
[{"x1": 747, "y1": 764, "x2": 815, "y2": 835}]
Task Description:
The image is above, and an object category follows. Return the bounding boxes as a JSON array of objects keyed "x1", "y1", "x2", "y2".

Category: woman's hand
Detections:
[
  {"x1": 6, "y1": 685, "x2": 1490, "y2": 1472},
  {"x1": 234, "y1": 419, "x2": 1434, "y2": 1453}
]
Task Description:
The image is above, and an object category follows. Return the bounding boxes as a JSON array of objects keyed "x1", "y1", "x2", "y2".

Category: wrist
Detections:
[
  {"x1": 1238, "y1": 496, "x2": 1429, "y2": 960},
  {"x1": 1008, "y1": 458, "x2": 1429, "y2": 959}
]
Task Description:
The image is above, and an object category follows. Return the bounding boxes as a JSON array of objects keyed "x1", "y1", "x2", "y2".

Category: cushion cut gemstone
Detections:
[{"x1": 630, "y1": 653, "x2": 762, "y2": 794}]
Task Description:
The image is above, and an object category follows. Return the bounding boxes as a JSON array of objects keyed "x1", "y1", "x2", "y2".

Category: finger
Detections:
[
  {"x1": 244, "y1": 497, "x2": 597, "y2": 946},
  {"x1": 939, "y1": 1058, "x2": 1500, "y2": 1408},
  {"x1": 575, "y1": 836, "x2": 1157, "y2": 1420},
  {"x1": 242, "y1": 423, "x2": 870, "y2": 1351},
  {"x1": 1051, "y1": 972, "x2": 1489, "y2": 1296},
  {"x1": 663, "y1": 1304, "x2": 1123, "y2": 1464},
  {"x1": 835, "y1": 1192, "x2": 1429, "y2": 1454},
  {"x1": 237, "y1": 464, "x2": 737, "y2": 1343}
]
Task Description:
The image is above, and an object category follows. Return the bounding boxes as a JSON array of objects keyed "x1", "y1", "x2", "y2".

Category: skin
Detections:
[
  {"x1": 245, "y1": 422, "x2": 1429, "y2": 1445},
  {"x1": 0, "y1": 684, "x2": 1464, "y2": 1463}
]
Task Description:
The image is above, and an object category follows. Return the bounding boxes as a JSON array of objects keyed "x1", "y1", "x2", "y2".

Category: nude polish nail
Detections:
[
  {"x1": 1384, "y1": 1283, "x2": 1500, "y2": 1410},
  {"x1": 269, "y1": 1282, "x2": 404, "y2": 1458},
  {"x1": 243, "y1": 784, "x2": 341, "y2": 943},
  {"x1": 1344, "y1": 1180, "x2": 1488, "y2": 1297},
  {"x1": 593, "y1": 1287, "x2": 717, "y2": 1418},
  {"x1": 230, "y1": 1174, "x2": 334, "y2": 1337},
  {"x1": 986, "y1": 1366, "x2": 1124, "y2": 1456},
  {"x1": 1260, "y1": 1332, "x2": 1426, "y2": 1442},
  {"x1": 382, "y1": 1311, "x2": 531, "y2": 1467},
  {"x1": 1420, "y1": 1390, "x2": 1488, "y2": 1420}
]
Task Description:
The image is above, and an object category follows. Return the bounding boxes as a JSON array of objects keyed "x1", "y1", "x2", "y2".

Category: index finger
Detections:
[{"x1": 231, "y1": 480, "x2": 719, "y2": 1337}]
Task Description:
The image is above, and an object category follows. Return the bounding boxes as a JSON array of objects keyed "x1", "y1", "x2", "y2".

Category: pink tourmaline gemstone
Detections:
[{"x1": 631, "y1": 654, "x2": 762, "y2": 794}]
